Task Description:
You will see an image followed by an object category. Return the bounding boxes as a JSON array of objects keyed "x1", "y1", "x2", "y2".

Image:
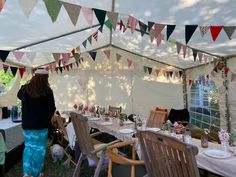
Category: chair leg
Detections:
[
  {"x1": 94, "y1": 151, "x2": 105, "y2": 177},
  {"x1": 73, "y1": 153, "x2": 84, "y2": 177}
]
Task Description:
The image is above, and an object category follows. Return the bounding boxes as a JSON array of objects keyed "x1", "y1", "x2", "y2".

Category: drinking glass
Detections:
[{"x1": 201, "y1": 136, "x2": 208, "y2": 148}]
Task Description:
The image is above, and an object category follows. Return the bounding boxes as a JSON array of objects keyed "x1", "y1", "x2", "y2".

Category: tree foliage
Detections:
[{"x1": 0, "y1": 70, "x2": 14, "y2": 84}]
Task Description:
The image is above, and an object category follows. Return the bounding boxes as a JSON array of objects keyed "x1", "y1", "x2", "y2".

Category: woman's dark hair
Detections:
[{"x1": 26, "y1": 75, "x2": 51, "y2": 98}]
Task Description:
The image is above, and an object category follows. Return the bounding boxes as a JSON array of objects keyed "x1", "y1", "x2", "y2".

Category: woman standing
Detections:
[{"x1": 17, "y1": 69, "x2": 56, "y2": 177}]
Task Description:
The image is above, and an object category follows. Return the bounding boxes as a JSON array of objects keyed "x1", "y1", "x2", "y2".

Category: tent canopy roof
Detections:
[{"x1": 1, "y1": 0, "x2": 236, "y2": 69}]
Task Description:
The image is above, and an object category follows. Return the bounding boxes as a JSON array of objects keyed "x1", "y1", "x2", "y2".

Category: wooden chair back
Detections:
[
  {"x1": 146, "y1": 110, "x2": 167, "y2": 128},
  {"x1": 207, "y1": 131, "x2": 221, "y2": 144},
  {"x1": 190, "y1": 128, "x2": 206, "y2": 139},
  {"x1": 137, "y1": 130, "x2": 200, "y2": 177},
  {"x1": 109, "y1": 106, "x2": 122, "y2": 114},
  {"x1": 55, "y1": 114, "x2": 68, "y2": 140},
  {"x1": 107, "y1": 140, "x2": 144, "y2": 177},
  {"x1": 70, "y1": 112, "x2": 99, "y2": 163}
]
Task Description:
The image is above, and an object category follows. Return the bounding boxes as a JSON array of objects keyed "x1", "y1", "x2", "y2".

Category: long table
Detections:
[
  {"x1": 0, "y1": 118, "x2": 24, "y2": 153},
  {"x1": 65, "y1": 113, "x2": 236, "y2": 177}
]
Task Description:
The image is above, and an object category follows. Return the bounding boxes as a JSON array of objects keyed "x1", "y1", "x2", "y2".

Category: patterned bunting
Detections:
[
  {"x1": 93, "y1": 8, "x2": 106, "y2": 27},
  {"x1": 154, "y1": 24, "x2": 165, "y2": 38},
  {"x1": 176, "y1": 42, "x2": 182, "y2": 54},
  {"x1": 93, "y1": 31, "x2": 98, "y2": 41},
  {"x1": 148, "y1": 21, "x2": 154, "y2": 32},
  {"x1": 62, "y1": 2, "x2": 81, "y2": 26},
  {"x1": 0, "y1": 0, "x2": 5, "y2": 12},
  {"x1": 76, "y1": 46, "x2": 80, "y2": 52},
  {"x1": 223, "y1": 26, "x2": 236, "y2": 40},
  {"x1": 116, "y1": 53, "x2": 121, "y2": 62},
  {"x1": 43, "y1": 0, "x2": 62, "y2": 22},
  {"x1": 210, "y1": 26, "x2": 223, "y2": 41},
  {"x1": 149, "y1": 29, "x2": 155, "y2": 43},
  {"x1": 105, "y1": 20, "x2": 113, "y2": 31},
  {"x1": 138, "y1": 21, "x2": 147, "y2": 36},
  {"x1": 88, "y1": 35, "x2": 92, "y2": 44},
  {"x1": 103, "y1": 50, "x2": 110, "y2": 59},
  {"x1": 199, "y1": 26, "x2": 210, "y2": 37},
  {"x1": 89, "y1": 51, "x2": 97, "y2": 61},
  {"x1": 19, "y1": 67, "x2": 25, "y2": 78},
  {"x1": 156, "y1": 33, "x2": 164, "y2": 47},
  {"x1": 0, "y1": 50, "x2": 10, "y2": 62},
  {"x1": 12, "y1": 51, "x2": 24, "y2": 61},
  {"x1": 19, "y1": 0, "x2": 38, "y2": 17},
  {"x1": 74, "y1": 53, "x2": 80, "y2": 62},
  {"x1": 128, "y1": 16, "x2": 137, "y2": 33},
  {"x1": 82, "y1": 40, "x2": 87, "y2": 48},
  {"x1": 62, "y1": 53, "x2": 70, "y2": 65},
  {"x1": 10, "y1": 66, "x2": 18, "y2": 77},
  {"x1": 81, "y1": 7, "x2": 93, "y2": 27},
  {"x1": 53, "y1": 53, "x2": 60, "y2": 62},
  {"x1": 3, "y1": 64, "x2": 8, "y2": 73},
  {"x1": 192, "y1": 49, "x2": 198, "y2": 61},
  {"x1": 166, "y1": 25, "x2": 176, "y2": 41},
  {"x1": 185, "y1": 25, "x2": 198, "y2": 44},
  {"x1": 107, "y1": 12, "x2": 118, "y2": 30},
  {"x1": 69, "y1": 63, "x2": 73, "y2": 69}
]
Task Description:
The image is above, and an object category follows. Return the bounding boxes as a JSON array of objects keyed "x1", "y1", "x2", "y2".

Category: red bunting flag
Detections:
[
  {"x1": 93, "y1": 31, "x2": 98, "y2": 41},
  {"x1": 103, "y1": 50, "x2": 110, "y2": 59},
  {"x1": 71, "y1": 49, "x2": 75, "y2": 56},
  {"x1": 19, "y1": 67, "x2": 25, "y2": 78},
  {"x1": 189, "y1": 80, "x2": 192, "y2": 86},
  {"x1": 3, "y1": 64, "x2": 9, "y2": 73},
  {"x1": 81, "y1": 7, "x2": 93, "y2": 27},
  {"x1": 210, "y1": 26, "x2": 223, "y2": 41},
  {"x1": 224, "y1": 67, "x2": 229, "y2": 75},
  {"x1": 154, "y1": 24, "x2": 165, "y2": 39},
  {"x1": 128, "y1": 16, "x2": 137, "y2": 33},
  {"x1": 155, "y1": 69, "x2": 160, "y2": 76},
  {"x1": 127, "y1": 59, "x2": 133, "y2": 68}
]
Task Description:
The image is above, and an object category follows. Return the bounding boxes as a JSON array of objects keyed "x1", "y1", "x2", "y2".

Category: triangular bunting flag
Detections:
[
  {"x1": 182, "y1": 45, "x2": 187, "y2": 58},
  {"x1": 107, "y1": 12, "x2": 118, "y2": 30},
  {"x1": 58, "y1": 67, "x2": 63, "y2": 73},
  {"x1": 62, "y1": 2, "x2": 81, "y2": 26},
  {"x1": 62, "y1": 53, "x2": 70, "y2": 65},
  {"x1": 53, "y1": 53, "x2": 61, "y2": 62},
  {"x1": 93, "y1": 31, "x2": 98, "y2": 41},
  {"x1": 82, "y1": 40, "x2": 87, "y2": 48},
  {"x1": 71, "y1": 49, "x2": 75, "y2": 56},
  {"x1": 12, "y1": 51, "x2": 25, "y2": 61},
  {"x1": 189, "y1": 80, "x2": 192, "y2": 86},
  {"x1": 147, "y1": 67, "x2": 152, "y2": 75},
  {"x1": 0, "y1": 0, "x2": 5, "y2": 12},
  {"x1": 204, "y1": 55, "x2": 208, "y2": 63},
  {"x1": 210, "y1": 26, "x2": 223, "y2": 41},
  {"x1": 3, "y1": 64, "x2": 9, "y2": 73},
  {"x1": 198, "y1": 52, "x2": 203, "y2": 62},
  {"x1": 69, "y1": 63, "x2": 73, "y2": 69},
  {"x1": 176, "y1": 42, "x2": 182, "y2": 54},
  {"x1": 138, "y1": 21, "x2": 147, "y2": 36},
  {"x1": 98, "y1": 26, "x2": 103, "y2": 33},
  {"x1": 10, "y1": 66, "x2": 18, "y2": 77},
  {"x1": 127, "y1": 59, "x2": 133, "y2": 68},
  {"x1": 0, "y1": 50, "x2": 10, "y2": 62},
  {"x1": 149, "y1": 28, "x2": 155, "y2": 42},
  {"x1": 223, "y1": 26, "x2": 236, "y2": 40},
  {"x1": 43, "y1": 0, "x2": 62, "y2": 22},
  {"x1": 116, "y1": 53, "x2": 121, "y2": 62},
  {"x1": 19, "y1": 67, "x2": 25, "y2": 78},
  {"x1": 74, "y1": 53, "x2": 80, "y2": 62},
  {"x1": 166, "y1": 25, "x2": 176, "y2": 41},
  {"x1": 199, "y1": 26, "x2": 210, "y2": 37},
  {"x1": 179, "y1": 71, "x2": 183, "y2": 78},
  {"x1": 169, "y1": 71, "x2": 173, "y2": 78},
  {"x1": 224, "y1": 67, "x2": 229, "y2": 75},
  {"x1": 156, "y1": 33, "x2": 164, "y2": 47},
  {"x1": 76, "y1": 61, "x2": 79, "y2": 67},
  {"x1": 119, "y1": 19, "x2": 124, "y2": 31},
  {"x1": 148, "y1": 21, "x2": 154, "y2": 32},
  {"x1": 93, "y1": 8, "x2": 106, "y2": 27},
  {"x1": 185, "y1": 25, "x2": 198, "y2": 44},
  {"x1": 105, "y1": 20, "x2": 113, "y2": 31},
  {"x1": 81, "y1": 7, "x2": 93, "y2": 27},
  {"x1": 89, "y1": 51, "x2": 97, "y2": 61},
  {"x1": 144, "y1": 66, "x2": 148, "y2": 73},
  {"x1": 19, "y1": 0, "x2": 37, "y2": 17},
  {"x1": 76, "y1": 46, "x2": 80, "y2": 52},
  {"x1": 155, "y1": 69, "x2": 160, "y2": 76},
  {"x1": 128, "y1": 16, "x2": 137, "y2": 33},
  {"x1": 26, "y1": 52, "x2": 36, "y2": 61},
  {"x1": 192, "y1": 49, "x2": 198, "y2": 61},
  {"x1": 65, "y1": 65, "x2": 70, "y2": 72},
  {"x1": 154, "y1": 23, "x2": 165, "y2": 38},
  {"x1": 88, "y1": 35, "x2": 92, "y2": 44},
  {"x1": 103, "y1": 50, "x2": 110, "y2": 59}
]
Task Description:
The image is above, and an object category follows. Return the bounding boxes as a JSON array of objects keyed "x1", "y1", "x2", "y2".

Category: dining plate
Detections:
[
  {"x1": 100, "y1": 122, "x2": 113, "y2": 126},
  {"x1": 89, "y1": 117, "x2": 101, "y2": 121},
  {"x1": 145, "y1": 127, "x2": 161, "y2": 132},
  {"x1": 204, "y1": 149, "x2": 231, "y2": 159},
  {"x1": 119, "y1": 128, "x2": 134, "y2": 134},
  {"x1": 123, "y1": 120, "x2": 133, "y2": 125}
]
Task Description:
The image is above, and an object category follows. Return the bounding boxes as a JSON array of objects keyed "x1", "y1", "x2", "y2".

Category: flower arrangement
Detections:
[
  {"x1": 89, "y1": 106, "x2": 96, "y2": 113},
  {"x1": 218, "y1": 129, "x2": 230, "y2": 142},
  {"x1": 173, "y1": 122, "x2": 183, "y2": 134}
]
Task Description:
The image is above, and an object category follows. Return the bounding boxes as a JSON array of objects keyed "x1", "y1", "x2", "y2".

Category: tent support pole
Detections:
[
  {"x1": 13, "y1": 24, "x2": 100, "y2": 50},
  {"x1": 109, "y1": 0, "x2": 115, "y2": 46},
  {"x1": 182, "y1": 70, "x2": 188, "y2": 109},
  {"x1": 111, "y1": 44, "x2": 183, "y2": 70}
]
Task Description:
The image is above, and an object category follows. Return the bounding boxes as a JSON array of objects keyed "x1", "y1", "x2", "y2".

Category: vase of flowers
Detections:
[{"x1": 218, "y1": 129, "x2": 230, "y2": 152}]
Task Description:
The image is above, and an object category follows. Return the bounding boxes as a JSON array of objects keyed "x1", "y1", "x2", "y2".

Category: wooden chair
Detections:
[
  {"x1": 190, "y1": 128, "x2": 206, "y2": 139},
  {"x1": 54, "y1": 114, "x2": 76, "y2": 166},
  {"x1": 108, "y1": 106, "x2": 122, "y2": 114},
  {"x1": 207, "y1": 131, "x2": 221, "y2": 144},
  {"x1": 146, "y1": 110, "x2": 167, "y2": 128},
  {"x1": 137, "y1": 130, "x2": 200, "y2": 177},
  {"x1": 107, "y1": 140, "x2": 145, "y2": 177},
  {"x1": 70, "y1": 112, "x2": 120, "y2": 177}
]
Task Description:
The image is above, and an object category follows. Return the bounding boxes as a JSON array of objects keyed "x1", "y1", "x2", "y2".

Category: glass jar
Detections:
[
  {"x1": 201, "y1": 136, "x2": 208, "y2": 148},
  {"x1": 183, "y1": 128, "x2": 192, "y2": 144},
  {"x1": 221, "y1": 140, "x2": 229, "y2": 152}
]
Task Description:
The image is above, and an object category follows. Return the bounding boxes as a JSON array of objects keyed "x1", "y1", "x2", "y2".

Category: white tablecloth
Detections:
[{"x1": 0, "y1": 118, "x2": 24, "y2": 152}]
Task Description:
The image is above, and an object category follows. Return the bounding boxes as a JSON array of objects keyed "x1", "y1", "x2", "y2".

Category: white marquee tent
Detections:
[{"x1": 0, "y1": 0, "x2": 236, "y2": 132}]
